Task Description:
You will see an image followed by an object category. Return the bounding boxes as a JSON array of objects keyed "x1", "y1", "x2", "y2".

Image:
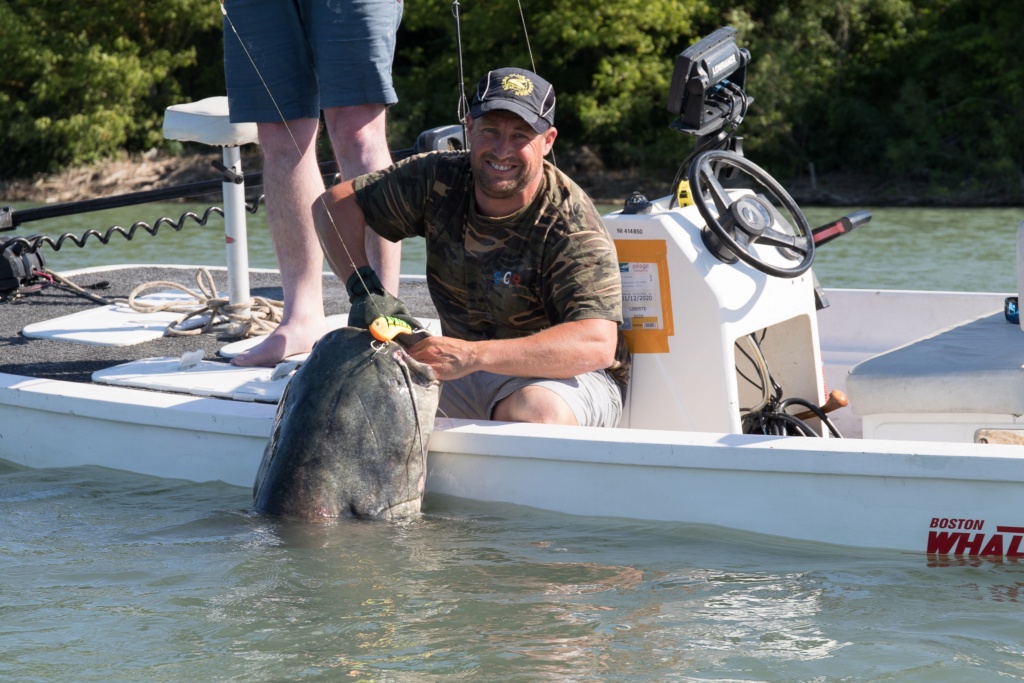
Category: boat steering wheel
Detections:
[{"x1": 689, "y1": 150, "x2": 813, "y2": 278}]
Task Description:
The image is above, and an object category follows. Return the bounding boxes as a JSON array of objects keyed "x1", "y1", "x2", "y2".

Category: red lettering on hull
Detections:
[
  {"x1": 930, "y1": 517, "x2": 985, "y2": 530},
  {"x1": 927, "y1": 531, "x2": 963, "y2": 554},
  {"x1": 927, "y1": 529, "x2": 1024, "y2": 558}
]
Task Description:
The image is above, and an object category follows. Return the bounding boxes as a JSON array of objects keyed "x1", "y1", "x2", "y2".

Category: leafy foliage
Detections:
[
  {"x1": 0, "y1": 0, "x2": 223, "y2": 178},
  {"x1": 389, "y1": 0, "x2": 707, "y2": 168},
  {"x1": 876, "y1": 0, "x2": 1024, "y2": 195},
  {"x1": 2, "y1": 0, "x2": 1021, "y2": 200},
  {"x1": 728, "y1": 0, "x2": 1024, "y2": 194}
]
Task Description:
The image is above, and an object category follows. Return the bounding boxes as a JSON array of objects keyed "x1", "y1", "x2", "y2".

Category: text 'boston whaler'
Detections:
[{"x1": 3, "y1": 27, "x2": 1024, "y2": 558}]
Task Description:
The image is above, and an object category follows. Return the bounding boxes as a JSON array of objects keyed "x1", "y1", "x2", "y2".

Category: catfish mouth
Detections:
[
  {"x1": 340, "y1": 495, "x2": 423, "y2": 521},
  {"x1": 392, "y1": 344, "x2": 439, "y2": 385},
  {"x1": 375, "y1": 496, "x2": 423, "y2": 521},
  {"x1": 270, "y1": 495, "x2": 423, "y2": 522}
]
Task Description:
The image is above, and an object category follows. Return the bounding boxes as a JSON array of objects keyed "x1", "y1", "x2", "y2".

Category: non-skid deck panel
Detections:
[
  {"x1": 22, "y1": 291, "x2": 198, "y2": 346},
  {"x1": 92, "y1": 355, "x2": 296, "y2": 403}
]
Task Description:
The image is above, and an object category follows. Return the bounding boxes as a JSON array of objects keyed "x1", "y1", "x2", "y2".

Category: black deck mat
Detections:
[{"x1": 0, "y1": 266, "x2": 436, "y2": 384}]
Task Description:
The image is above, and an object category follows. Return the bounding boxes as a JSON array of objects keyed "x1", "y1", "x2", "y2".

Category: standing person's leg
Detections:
[
  {"x1": 315, "y1": 0, "x2": 404, "y2": 294},
  {"x1": 233, "y1": 118, "x2": 331, "y2": 367},
  {"x1": 223, "y1": 0, "x2": 331, "y2": 367},
  {"x1": 323, "y1": 104, "x2": 401, "y2": 293}
]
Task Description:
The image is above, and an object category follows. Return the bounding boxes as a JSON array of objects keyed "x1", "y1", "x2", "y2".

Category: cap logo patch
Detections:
[{"x1": 501, "y1": 74, "x2": 534, "y2": 97}]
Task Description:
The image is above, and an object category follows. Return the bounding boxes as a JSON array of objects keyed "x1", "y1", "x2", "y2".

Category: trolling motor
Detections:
[{"x1": 413, "y1": 125, "x2": 465, "y2": 153}]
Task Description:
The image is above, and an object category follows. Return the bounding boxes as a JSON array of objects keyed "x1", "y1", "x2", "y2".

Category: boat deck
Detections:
[{"x1": 1, "y1": 265, "x2": 437, "y2": 385}]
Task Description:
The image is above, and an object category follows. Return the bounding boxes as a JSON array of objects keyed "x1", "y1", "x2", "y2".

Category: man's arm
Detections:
[
  {"x1": 408, "y1": 318, "x2": 618, "y2": 381},
  {"x1": 312, "y1": 180, "x2": 370, "y2": 283}
]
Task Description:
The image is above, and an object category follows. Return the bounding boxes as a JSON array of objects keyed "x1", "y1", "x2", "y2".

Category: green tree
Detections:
[
  {"x1": 719, "y1": 0, "x2": 922, "y2": 175},
  {"x1": 876, "y1": 0, "x2": 1024, "y2": 196},
  {"x1": 0, "y1": 0, "x2": 223, "y2": 178},
  {"x1": 390, "y1": 0, "x2": 708, "y2": 169},
  {"x1": 723, "y1": 0, "x2": 1023, "y2": 198},
  {"x1": 3, "y1": 0, "x2": 1019, "y2": 202}
]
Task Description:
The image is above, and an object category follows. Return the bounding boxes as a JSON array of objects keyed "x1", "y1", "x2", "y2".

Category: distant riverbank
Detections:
[{"x1": 2, "y1": 148, "x2": 1020, "y2": 208}]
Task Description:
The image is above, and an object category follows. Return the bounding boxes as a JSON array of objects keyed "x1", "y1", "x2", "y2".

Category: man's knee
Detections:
[{"x1": 493, "y1": 386, "x2": 577, "y2": 426}]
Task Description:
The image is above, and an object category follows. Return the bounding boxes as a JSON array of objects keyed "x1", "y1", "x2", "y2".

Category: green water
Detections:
[
  {"x1": 5, "y1": 460, "x2": 1024, "y2": 682},
  {"x1": 805, "y1": 205, "x2": 1024, "y2": 293},
  {"x1": 4, "y1": 200, "x2": 428, "y2": 277},
  {"x1": 9, "y1": 199, "x2": 1022, "y2": 293}
]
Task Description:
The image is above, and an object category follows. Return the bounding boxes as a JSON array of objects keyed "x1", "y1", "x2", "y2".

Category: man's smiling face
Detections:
[{"x1": 467, "y1": 110, "x2": 557, "y2": 214}]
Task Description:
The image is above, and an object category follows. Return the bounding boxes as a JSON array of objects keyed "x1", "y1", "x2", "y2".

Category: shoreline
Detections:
[{"x1": 2, "y1": 149, "x2": 1020, "y2": 209}]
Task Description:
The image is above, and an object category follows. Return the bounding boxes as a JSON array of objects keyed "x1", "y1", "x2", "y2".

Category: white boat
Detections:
[{"x1": 4, "y1": 29, "x2": 1023, "y2": 558}]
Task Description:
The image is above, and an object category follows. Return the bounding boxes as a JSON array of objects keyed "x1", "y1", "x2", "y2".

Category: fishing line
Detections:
[
  {"x1": 220, "y1": 1, "x2": 383, "y2": 318},
  {"x1": 224, "y1": 0, "x2": 548, "y2": 321},
  {"x1": 513, "y1": 0, "x2": 555, "y2": 166},
  {"x1": 223, "y1": 0, "x2": 440, "y2": 462},
  {"x1": 516, "y1": 0, "x2": 536, "y2": 74},
  {"x1": 451, "y1": 0, "x2": 556, "y2": 167},
  {"x1": 451, "y1": 0, "x2": 470, "y2": 144}
]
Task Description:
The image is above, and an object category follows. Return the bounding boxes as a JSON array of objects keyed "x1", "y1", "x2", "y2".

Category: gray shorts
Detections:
[
  {"x1": 438, "y1": 370, "x2": 624, "y2": 428},
  {"x1": 222, "y1": 0, "x2": 403, "y2": 122}
]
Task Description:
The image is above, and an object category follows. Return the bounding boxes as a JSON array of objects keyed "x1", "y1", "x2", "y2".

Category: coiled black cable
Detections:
[
  {"x1": 2, "y1": 199, "x2": 263, "y2": 255},
  {"x1": 737, "y1": 332, "x2": 843, "y2": 439}
]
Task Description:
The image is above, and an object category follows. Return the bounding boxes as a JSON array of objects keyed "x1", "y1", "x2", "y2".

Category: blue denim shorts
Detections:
[
  {"x1": 222, "y1": 0, "x2": 403, "y2": 122},
  {"x1": 437, "y1": 370, "x2": 624, "y2": 428}
]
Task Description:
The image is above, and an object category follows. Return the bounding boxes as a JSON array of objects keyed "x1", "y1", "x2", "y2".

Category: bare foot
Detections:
[{"x1": 230, "y1": 319, "x2": 331, "y2": 367}]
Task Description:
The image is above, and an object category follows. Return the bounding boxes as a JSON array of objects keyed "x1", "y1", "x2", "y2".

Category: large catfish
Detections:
[{"x1": 253, "y1": 326, "x2": 440, "y2": 520}]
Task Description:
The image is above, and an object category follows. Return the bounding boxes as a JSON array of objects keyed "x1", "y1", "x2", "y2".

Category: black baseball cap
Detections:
[{"x1": 469, "y1": 68, "x2": 556, "y2": 133}]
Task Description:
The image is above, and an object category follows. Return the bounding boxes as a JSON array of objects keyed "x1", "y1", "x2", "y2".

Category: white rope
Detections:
[{"x1": 120, "y1": 267, "x2": 283, "y2": 338}]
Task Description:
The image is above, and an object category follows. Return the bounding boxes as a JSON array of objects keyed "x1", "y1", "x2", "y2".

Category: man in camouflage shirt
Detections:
[{"x1": 313, "y1": 68, "x2": 630, "y2": 427}]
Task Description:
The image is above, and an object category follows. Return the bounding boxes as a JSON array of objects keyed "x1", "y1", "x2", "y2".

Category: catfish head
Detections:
[{"x1": 253, "y1": 327, "x2": 440, "y2": 520}]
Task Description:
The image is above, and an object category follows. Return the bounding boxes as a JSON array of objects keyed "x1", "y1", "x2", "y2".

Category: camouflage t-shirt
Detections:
[{"x1": 352, "y1": 151, "x2": 630, "y2": 389}]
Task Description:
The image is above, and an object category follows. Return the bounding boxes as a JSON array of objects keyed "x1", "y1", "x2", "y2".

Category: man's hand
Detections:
[
  {"x1": 407, "y1": 336, "x2": 478, "y2": 380},
  {"x1": 346, "y1": 266, "x2": 417, "y2": 329}
]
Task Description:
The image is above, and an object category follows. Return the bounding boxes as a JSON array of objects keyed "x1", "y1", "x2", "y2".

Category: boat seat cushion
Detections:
[
  {"x1": 163, "y1": 96, "x2": 259, "y2": 147},
  {"x1": 847, "y1": 310, "x2": 1024, "y2": 415}
]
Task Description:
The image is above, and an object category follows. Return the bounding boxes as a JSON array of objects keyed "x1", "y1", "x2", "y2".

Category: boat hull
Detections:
[
  {"x1": 426, "y1": 419, "x2": 1024, "y2": 557},
  {"x1": 5, "y1": 369, "x2": 1024, "y2": 557},
  {"x1": 0, "y1": 372, "x2": 275, "y2": 486}
]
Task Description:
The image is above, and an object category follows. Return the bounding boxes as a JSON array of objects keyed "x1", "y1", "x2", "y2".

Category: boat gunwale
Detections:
[{"x1": 5, "y1": 368, "x2": 1024, "y2": 486}]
